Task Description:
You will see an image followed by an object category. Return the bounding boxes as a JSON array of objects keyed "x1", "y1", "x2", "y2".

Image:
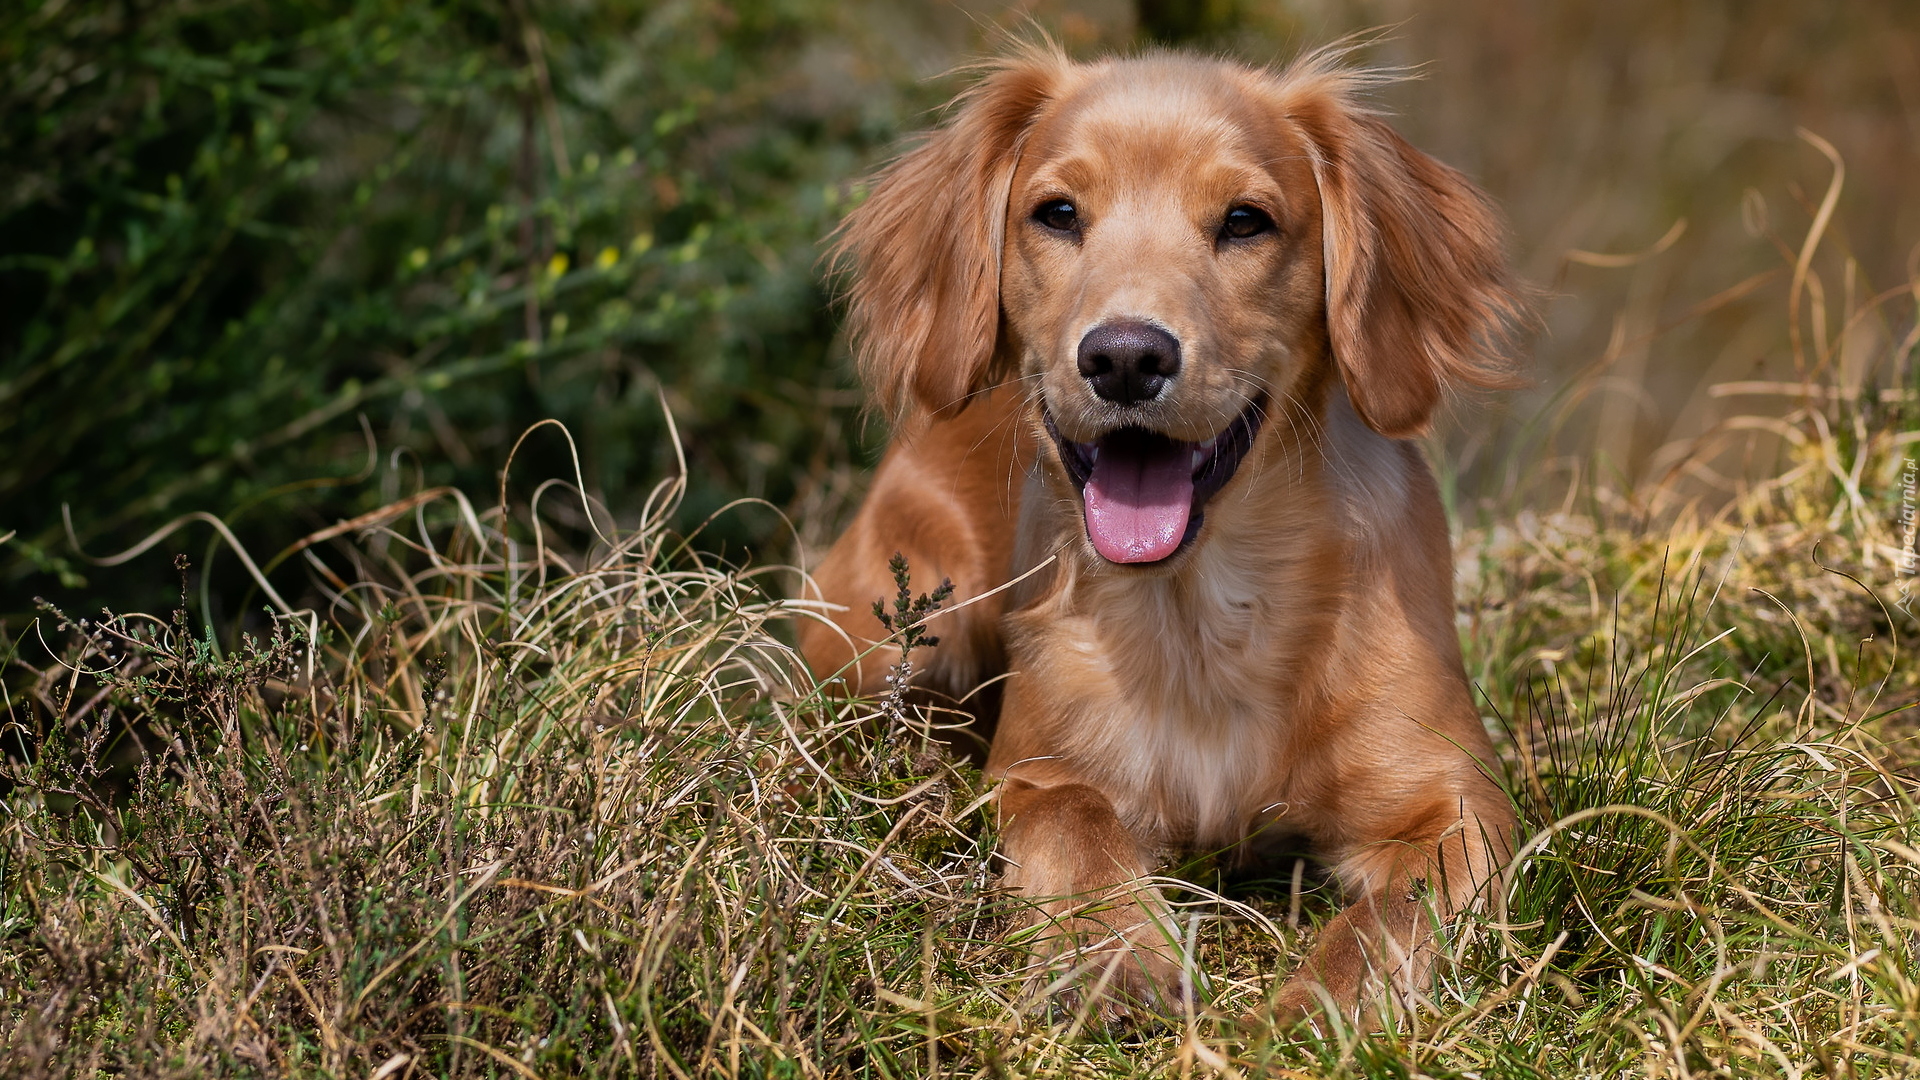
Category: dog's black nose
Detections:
[{"x1": 1077, "y1": 321, "x2": 1181, "y2": 406}]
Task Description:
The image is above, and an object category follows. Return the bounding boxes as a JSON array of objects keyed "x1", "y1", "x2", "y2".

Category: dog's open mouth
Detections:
[{"x1": 1044, "y1": 398, "x2": 1265, "y2": 565}]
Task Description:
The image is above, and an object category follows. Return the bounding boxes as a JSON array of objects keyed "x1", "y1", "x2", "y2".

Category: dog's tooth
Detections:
[
  {"x1": 1085, "y1": 444, "x2": 1099, "y2": 465},
  {"x1": 1192, "y1": 448, "x2": 1206, "y2": 469}
]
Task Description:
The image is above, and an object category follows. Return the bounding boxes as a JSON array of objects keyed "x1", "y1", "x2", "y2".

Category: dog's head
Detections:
[{"x1": 834, "y1": 45, "x2": 1522, "y2": 566}]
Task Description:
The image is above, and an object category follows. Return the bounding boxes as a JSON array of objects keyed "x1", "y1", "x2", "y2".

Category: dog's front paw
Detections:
[
  {"x1": 1077, "y1": 939, "x2": 1190, "y2": 1026},
  {"x1": 1024, "y1": 919, "x2": 1195, "y2": 1030},
  {"x1": 1270, "y1": 968, "x2": 1353, "y2": 1027},
  {"x1": 1266, "y1": 920, "x2": 1409, "y2": 1033}
]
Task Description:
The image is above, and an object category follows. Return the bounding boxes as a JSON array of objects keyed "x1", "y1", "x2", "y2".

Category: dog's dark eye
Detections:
[
  {"x1": 1221, "y1": 206, "x2": 1274, "y2": 240},
  {"x1": 1034, "y1": 199, "x2": 1079, "y2": 233}
]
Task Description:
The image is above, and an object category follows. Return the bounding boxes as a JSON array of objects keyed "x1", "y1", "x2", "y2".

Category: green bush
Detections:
[{"x1": 1, "y1": 0, "x2": 901, "y2": 623}]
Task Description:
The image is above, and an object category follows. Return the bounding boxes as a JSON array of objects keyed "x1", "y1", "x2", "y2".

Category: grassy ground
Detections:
[{"x1": 4, "y1": 226, "x2": 1919, "y2": 1080}]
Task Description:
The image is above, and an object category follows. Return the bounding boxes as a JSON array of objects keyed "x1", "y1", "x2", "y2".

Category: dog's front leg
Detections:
[
  {"x1": 997, "y1": 777, "x2": 1188, "y2": 1021},
  {"x1": 797, "y1": 390, "x2": 1030, "y2": 711},
  {"x1": 1271, "y1": 803, "x2": 1509, "y2": 1028},
  {"x1": 1270, "y1": 877, "x2": 1433, "y2": 1028}
]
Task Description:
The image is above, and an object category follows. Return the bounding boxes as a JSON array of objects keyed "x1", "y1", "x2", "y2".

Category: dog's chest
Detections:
[
  {"x1": 1103, "y1": 686, "x2": 1275, "y2": 849},
  {"x1": 1060, "y1": 550, "x2": 1300, "y2": 847}
]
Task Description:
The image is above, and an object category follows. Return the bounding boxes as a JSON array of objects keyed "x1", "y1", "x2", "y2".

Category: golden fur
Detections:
[{"x1": 800, "y1": 44, "x2": 1523, "y2": 1025}]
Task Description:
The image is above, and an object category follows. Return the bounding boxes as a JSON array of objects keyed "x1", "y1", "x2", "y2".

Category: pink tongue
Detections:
[{"x1": 1084, "y1": 439, "x2": 1195, "y2": 563}]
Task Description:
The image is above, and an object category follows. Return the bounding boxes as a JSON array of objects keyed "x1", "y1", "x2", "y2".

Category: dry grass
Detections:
[{"x1": 4, "y1": 167, "x2": 1920, "y2": 1080}]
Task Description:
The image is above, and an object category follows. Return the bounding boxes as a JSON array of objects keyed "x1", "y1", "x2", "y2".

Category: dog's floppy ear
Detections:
[
  {"x1": 831, "y1": 54, "x2": 1061, "y2": 420},
  {"x1": 1288, "y1": 77, "x2": 1525, "y2": 438}
]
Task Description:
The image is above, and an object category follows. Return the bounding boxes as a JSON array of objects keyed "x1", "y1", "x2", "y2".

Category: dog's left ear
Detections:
[{"x1": 1291, "y1": 88, "x2": 1526, "y2": 438}]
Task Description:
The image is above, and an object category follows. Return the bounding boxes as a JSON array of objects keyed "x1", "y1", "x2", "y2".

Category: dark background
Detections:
[{"x1": 4, "y1": 0, "x2": 1916, "y2": 634}]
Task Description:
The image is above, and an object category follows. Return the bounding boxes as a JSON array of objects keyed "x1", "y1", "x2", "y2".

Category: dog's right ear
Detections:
[{"x1": 831, "y1": 54, "x2": 1062, "y2": 420}]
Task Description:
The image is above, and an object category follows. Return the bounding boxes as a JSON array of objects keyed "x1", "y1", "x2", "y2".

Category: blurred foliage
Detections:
[
  {"x1": 1336, "y1": 0, "x2": 1920, "y2": 486},
  {"x1": 0, "y1": 0, "x2": 909, "y2": 622},
  {"x1": 1135, "y1": 0, "x2": 1239, "y2": 44},
  {"x1": 3, "y1": 0, "x2": 1916, "y2": 631}
]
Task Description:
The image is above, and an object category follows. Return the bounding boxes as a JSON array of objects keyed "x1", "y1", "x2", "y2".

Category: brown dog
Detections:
[{"x1": 799, "y1": 43, "x2": 1523, "y2": 1025}]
